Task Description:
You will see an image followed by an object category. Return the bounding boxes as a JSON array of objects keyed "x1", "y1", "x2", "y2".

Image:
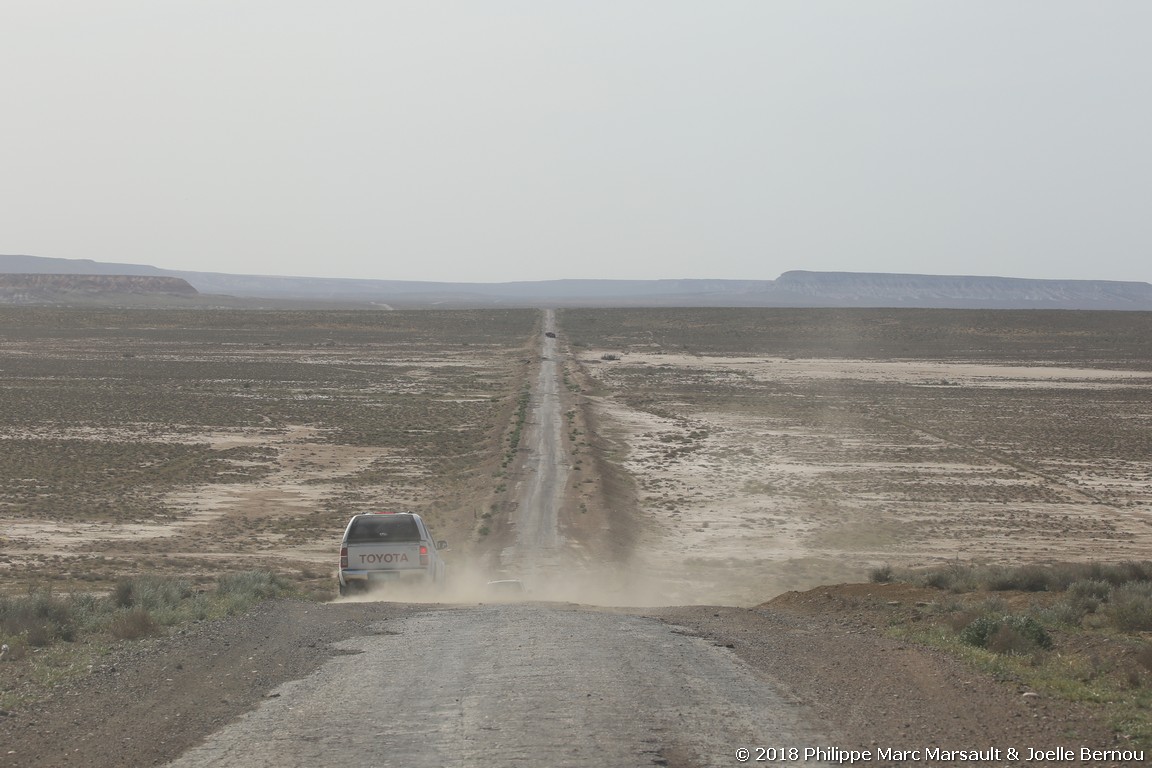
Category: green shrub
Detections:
[
  {"x1": 113, "y1": 575, "x2": 192, "y2": 611},
  {"x1": 0, "y1": 571, "x2": 292, "y2": 654},
  {"x1": 0, "y1": 588, "x2": 77, "y2": 646},
  {"x1": 1107, "y1": 583, "x2": 1152, "y2": 632},
  {"x1": 1094, "y1": 562, "x2": 1152, "y2": 587},
  {"x1": 975, "y1": 596, "x2": 1008, "y2": 615},
  {"x1": 65, "y1": 592, "x2": 105, "y2": 625},
  {"x1": 1038, "y1": 600, "x2": 1092, "y2": 628},
  {"x1": 1067, "y1": 579, "x2": 1112, "y2": 602},
  {"x1": 958, "y1": 614, "x2": 1052, "y2": 653},
  {"x1": 216, "y1": 570, "x2": 287, "y2": 601}
]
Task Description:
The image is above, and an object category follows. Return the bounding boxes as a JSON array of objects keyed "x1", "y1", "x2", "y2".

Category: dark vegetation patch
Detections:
[
  {"x1": 0, "y1": 440, "x2": 275, "y2": 521},
  {"x1": 559, "y1": 307, "x2": 1152, "y2": 366}
]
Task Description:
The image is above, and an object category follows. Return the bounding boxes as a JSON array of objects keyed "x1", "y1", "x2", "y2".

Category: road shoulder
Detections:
[{"x1": 655, "y1": 600, "x2": 1132, "y2": 766}]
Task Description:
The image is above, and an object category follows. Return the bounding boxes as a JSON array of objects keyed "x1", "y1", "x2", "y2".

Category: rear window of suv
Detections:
[{"x1": 346, "y1": 515, "x2": 422, "y2": 544}]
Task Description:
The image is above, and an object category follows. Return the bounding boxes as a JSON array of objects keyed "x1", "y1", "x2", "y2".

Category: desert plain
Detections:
[{"x1": 1, "y1": 306, "x2": 1151, "y2": 606}]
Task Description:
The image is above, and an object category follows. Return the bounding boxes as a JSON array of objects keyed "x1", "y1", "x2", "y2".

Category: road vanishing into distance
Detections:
[
  {"x1": 164, "y1": 311, "x2": 832, "y2": 768},
  {"x1": 502, "y1": 309, "x2": 568, "y2": 580}
]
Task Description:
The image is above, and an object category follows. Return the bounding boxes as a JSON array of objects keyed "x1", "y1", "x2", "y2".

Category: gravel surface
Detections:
[
  {"x1": 0, "y1": 595, "x2": 1136, "y2": 768},
  {"x1": 166, "y1": 603, "x2": 829, "y2": 768}
]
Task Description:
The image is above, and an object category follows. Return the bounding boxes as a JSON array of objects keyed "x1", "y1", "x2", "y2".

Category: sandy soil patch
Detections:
[
  {"x1": 604, "y1": 352, "x2": 1152, "y2": 388},
  {"x1": 0, "y1": 426, "x2": 383, "y2": 570},
  {"x1": 577, "y1": 349, "x2": 1152, "y2": 606}
]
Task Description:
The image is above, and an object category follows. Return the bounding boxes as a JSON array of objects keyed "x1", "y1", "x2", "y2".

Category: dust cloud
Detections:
[{"x1": 330, "y1": 551, "x2": 819, "y2": 608}]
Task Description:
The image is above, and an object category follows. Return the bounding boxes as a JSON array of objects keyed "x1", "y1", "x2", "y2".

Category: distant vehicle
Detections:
[
  {"x1": 544, "y1": 331, "x2": 557, "y2": 338},
  {"x1": 338, "y1": 512, "x2": 448, "y2": 596}
]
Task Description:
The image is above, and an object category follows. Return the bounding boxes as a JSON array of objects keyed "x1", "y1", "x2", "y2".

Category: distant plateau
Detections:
[{"x1": 2, "y1": 254, "x2": 1151, "y2": 310}]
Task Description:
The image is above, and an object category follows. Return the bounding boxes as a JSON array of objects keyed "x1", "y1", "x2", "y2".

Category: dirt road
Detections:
[
  {"x1": 164, "y1": 604, "x2": 829, "y2": 768},
  {"x1": 502, "y1": 309, "x2": 568, "y2": 577}
]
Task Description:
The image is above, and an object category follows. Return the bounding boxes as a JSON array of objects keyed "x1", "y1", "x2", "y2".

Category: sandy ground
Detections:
[
  {"x1": 1, "y1": 426, "x2": 410, "y2": 575},
  {"x1": 574, "y1": 350, "x2": 1152, "y2": 606},
  {"x1": 7, "y1": 325, "x2": 1149, "y2": 610}
]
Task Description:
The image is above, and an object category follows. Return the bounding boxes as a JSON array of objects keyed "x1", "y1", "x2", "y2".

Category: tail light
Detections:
[
  {"x1": 419, "y1": 545, "x2": 429, "y2": 566},
  {"x1": 340, "y1": 546, "x2": 348, "y2": 569}
]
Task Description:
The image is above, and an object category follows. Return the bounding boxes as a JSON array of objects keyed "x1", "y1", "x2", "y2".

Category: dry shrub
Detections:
[
  {"x1": 111, "y1": 579, "x2": 134, "y2": 608},
  {"x1": 1008, "y1": 564, "x2": 1053, "y2": 592},
  {"x1": 108, "y1": 607, "x2": 158, "y2": 640},
  {"x1": 980, "y1": 564, "x2": 1052, "y2": 592},
  {"x1": 1107, "y1": 583, "x2": 1152, "y2": 632},
  {"x1": 0, "y1": 637, "x2": 28, "y2": 661},
  {"x1": 869, "y1": 565, "x2": 893, "y2": 584},
  {"x1": 987, "y1": 624, "x2": 1042, "y2": 655},
  {"x1": 916, "y1": 562, "x2": 1152, "y2": 596},
  {"x1": 0, "y1": 589, "x2": 76, "y2": 647},
  {"x1": 923, "y1": 565, "x2": 978, "y2": 593},
  {"x1": 945, "y1": 610, "x2": 980, "y2": 633}
]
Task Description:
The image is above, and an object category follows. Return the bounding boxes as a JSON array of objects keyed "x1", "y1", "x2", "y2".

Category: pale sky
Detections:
[{"x1": 2, "y1": 2, "x2": 1150, "y2": 283}]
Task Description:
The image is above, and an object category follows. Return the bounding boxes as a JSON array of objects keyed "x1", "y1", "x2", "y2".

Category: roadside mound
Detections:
[{"x1": 757, "y1": 579, "x2": 1152, "y2": 755}]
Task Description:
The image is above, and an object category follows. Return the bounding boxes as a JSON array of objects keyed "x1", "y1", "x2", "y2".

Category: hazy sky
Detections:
[{"x1": 3, "y1": 2, "x2": 1150, "y2": 283}]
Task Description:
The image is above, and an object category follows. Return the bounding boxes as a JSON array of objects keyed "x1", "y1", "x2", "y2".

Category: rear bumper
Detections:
[{"x1": 340, "y1": 569, "x2": 431, "y2": 586}]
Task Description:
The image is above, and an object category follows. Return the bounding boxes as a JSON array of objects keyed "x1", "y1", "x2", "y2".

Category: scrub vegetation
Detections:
[
  {"x1": 0, "y1": 570, "x2": 289, "y2": 709},
  {"x1": 855, "y1": 561, "x2": 1152, "y2": 743},
  {"x1": 0, "y1": 307, "x2": 537, "y2": 594}
]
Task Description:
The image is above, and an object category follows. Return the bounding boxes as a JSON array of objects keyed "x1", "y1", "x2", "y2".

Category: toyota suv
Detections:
[{"x1": 338, "y1": 512, "x2": 448, "y2": 596}]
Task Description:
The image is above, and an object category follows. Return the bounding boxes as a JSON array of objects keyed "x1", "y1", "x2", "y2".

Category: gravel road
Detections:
[
  {"x1": 164, "y1": 604, "x2": 830, "y2": 768},
  {"x1": 4, "y1": 597, "x2": 1127, "y2": 768},
  {"x1": 503, "y1": 309, "x2": 567, "y2": 576}
]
